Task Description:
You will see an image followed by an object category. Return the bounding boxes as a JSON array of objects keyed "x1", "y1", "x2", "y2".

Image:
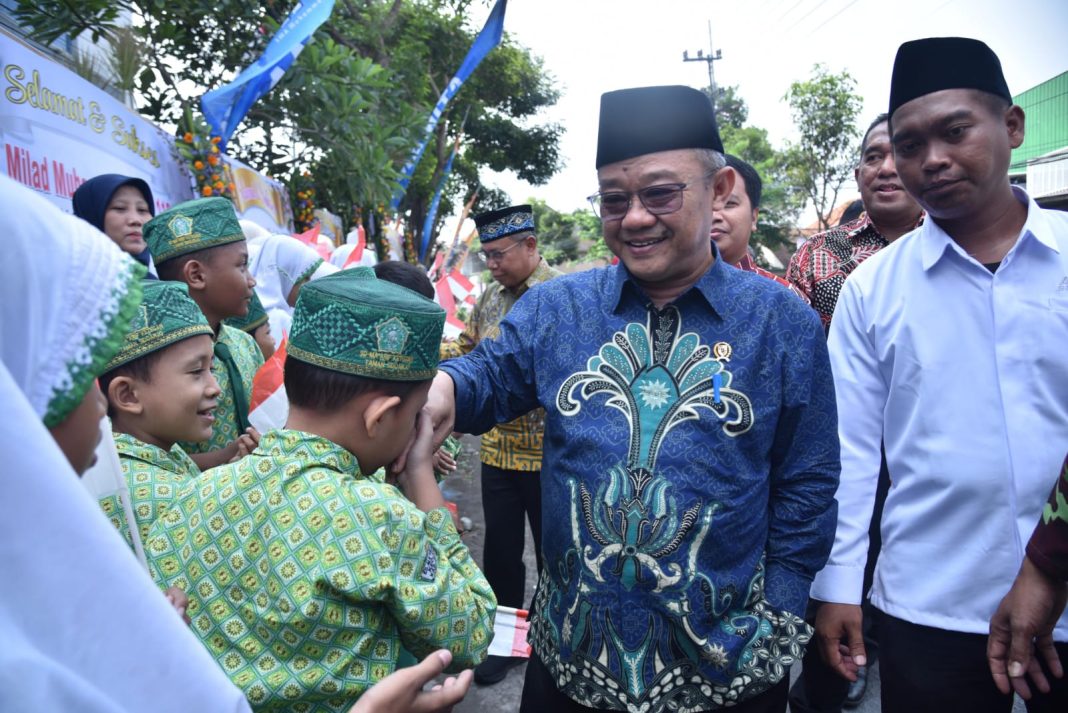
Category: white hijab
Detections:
[
  {"x1": 0, "y1": 177, "x2": 250, "y2": 712},
  {"x1": 248, "y1": 233, "x2": 337, "y2": 345},
  {"x1": 0, "y1": 177, "x2": 143, "y2": 427}
]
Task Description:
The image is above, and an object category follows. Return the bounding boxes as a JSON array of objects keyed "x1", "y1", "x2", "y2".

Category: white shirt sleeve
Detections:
[{"x1": 809, "y1": 276, "x2": 887, "y2": 605}]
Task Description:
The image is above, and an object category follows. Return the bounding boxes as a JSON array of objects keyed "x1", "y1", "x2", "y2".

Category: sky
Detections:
[{"x1": 460, "y1": 0, "x2": 1068, "y2": 215}]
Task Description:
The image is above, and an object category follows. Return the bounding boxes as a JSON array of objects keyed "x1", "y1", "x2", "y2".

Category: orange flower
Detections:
[
  {"x1": 194, "y1": 160, "x2": 205, "y2": 170},
  {"x1": 211, "y1": 145, "x2": 219, "y2": 154},
  {"x1": 183, "y1": 132, "x2": 193, "y2": 143},
  {"x1": 211, "y1": 136, "x2": 221, "y2": 144},
  {"x1": 207, "y1": 154, "x2": 219, "y2": 166},
  {"x1": 214, "y1": 181, "x2": 224, "y2": 190},
  {"x1": 229, "y1": 182, "x2": 236, "y2": 193},
  {"x1": 201, "y1": 186, "x2": 213, "y2": 197}
]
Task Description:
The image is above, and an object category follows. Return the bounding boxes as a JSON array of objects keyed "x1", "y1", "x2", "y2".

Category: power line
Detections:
[
  {"x1": 782, "y1": 0, "x2": 831, "y2": 35},
  {"x1": 808, "y1": 0, "x2": 864, "y2": 34}
]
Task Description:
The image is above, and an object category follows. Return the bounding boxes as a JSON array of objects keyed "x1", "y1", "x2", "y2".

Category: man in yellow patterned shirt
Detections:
[{"x1": 441, "y1": 204, "x2": 560, "y2": 685}]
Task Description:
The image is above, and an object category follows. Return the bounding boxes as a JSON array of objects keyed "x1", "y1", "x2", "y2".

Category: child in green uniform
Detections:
[
  {"x1": 226, "y1": 291, "x2": 275, "y2": 361},
  {"x1": 146, "y1": 267, "x2": 496, "y2": 712},
  {"x1": 145, "y1": 197, "x2": 264, "y2": 470},
  {"x1": 97, "y1": 280, "x2": 220, "y2": 552}
]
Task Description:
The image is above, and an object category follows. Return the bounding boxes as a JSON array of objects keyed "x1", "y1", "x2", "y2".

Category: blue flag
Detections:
[
  {"x1": 201, "y1": 0, "x2": 335, "y2": 150},
  {"x1": 391, "y1": 0, "x2": 507, "y2": 211},
  {"x1": 420, "y1": 142, "x2": 460, "y2": 261}
]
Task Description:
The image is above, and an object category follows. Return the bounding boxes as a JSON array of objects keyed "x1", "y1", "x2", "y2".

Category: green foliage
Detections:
[
  {"x1": 15, "y1": 0, "x2": 562, "y2": 262},
  {"x1": 720, "y1": 116, "x2": 801, "y2": 260},
  {"x1": 702, "y1": 84, "x2": 748, "y2": 130},
  {"x1": 781, "y1": 64, "x2": 863, "y2": 231},
  {"x1": 529, "y1": 198, "x2": 602, "y2": 265}
]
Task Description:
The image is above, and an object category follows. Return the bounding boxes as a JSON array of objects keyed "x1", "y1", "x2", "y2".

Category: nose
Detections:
[
  {"x1": 247, "y1": 273, "x2": 256, "y2": 289},
  {"x1": 619, "y1": 195, "x2": 657, "y2": 231},
  {"x1": 877, "y1": 152, "x2": 898, "y2": 177},
  {"x1": 921, "y1": 141, "x2": 951, "y2": 174},
  {"x1": 206, "y1": 373, "x2": 222, "y2": 398}
]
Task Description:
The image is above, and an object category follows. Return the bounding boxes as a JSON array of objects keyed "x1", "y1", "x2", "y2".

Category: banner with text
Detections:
[
  {"x1": 225, "y1": 153, "x2": 293, "y2": 233},
  {"x1": 0, "y1": 28, "x2": 193, "y2": 214}
]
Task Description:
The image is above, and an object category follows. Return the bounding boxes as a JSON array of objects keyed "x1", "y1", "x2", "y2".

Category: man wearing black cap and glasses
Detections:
[
  {"x1": 423, "y1": 84, "x2": 838, "y2": 712},
  {"x1": 811, "y1": 38, "x2": 1068, "y2": 711}
]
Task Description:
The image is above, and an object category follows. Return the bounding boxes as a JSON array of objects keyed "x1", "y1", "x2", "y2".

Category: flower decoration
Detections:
[
  {"x1": 175, "y1": 116, "x2": 234, "y2": 201},
  {"x1": 288, "y1": 172, "x2": 317, "y2": 232}
]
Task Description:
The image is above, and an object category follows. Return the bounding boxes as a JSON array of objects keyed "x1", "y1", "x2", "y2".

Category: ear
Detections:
[
  {"x1": 1005, "y1": 105, "x2": 1025, "y2": 150},
  {"x1": 362, "y1": 393, "x2": 403, "y2": 439},
  {"x1": 750, "y1": 208, "x2": 760, "y2": 233},
  {"x1": 709, "y1": 166, "x2": 736, "y2": 211},
  {"x1": 854, "y1": 165, "x2": 861, "y2": 186},
  {"x1": 107, "y1": 376, "x2": 144, "y2": 416},
  {"x1": 183, "y1": 258, "x2": 208, "y2": 291}
]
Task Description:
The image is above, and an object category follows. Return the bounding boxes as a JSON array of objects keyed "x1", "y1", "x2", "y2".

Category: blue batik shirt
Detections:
[{"x1": 442, "y1": 252, "x2": 839, "y2": 711}]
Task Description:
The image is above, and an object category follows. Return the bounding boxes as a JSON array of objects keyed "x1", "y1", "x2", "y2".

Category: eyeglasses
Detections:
[
  {"x1": 479, "y1": 239, "x2": 525, "y2": 263},
  {"x1": 587, "y1": 173, "x2": 713, "y2": 222}
]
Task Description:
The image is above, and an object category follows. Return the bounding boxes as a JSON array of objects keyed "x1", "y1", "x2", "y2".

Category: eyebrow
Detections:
[{"x1": 892, "y1": 109, "x2": 978, "y2": 142}]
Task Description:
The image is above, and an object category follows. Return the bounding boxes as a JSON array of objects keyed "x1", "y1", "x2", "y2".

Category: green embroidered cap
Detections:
[
  {"x1": 104, "y1": 280, "x2": 214, "y2": 373},
  {"x1": 225, "y1": 291, "x2": 269, "y2": 334},
  {"x1": 288, "y1": 267, "x2": 445, "y2": 381},
  {"x1": 144, "y1": 197, "x2": 244, "y2": 264}
]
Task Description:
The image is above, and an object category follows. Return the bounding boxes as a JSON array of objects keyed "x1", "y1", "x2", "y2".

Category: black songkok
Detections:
[
  {"x1": 889, "y1": 37, "x2": 1012, "y2": 118},
  {"x1": 595, "y1": 86, "x2": 723, "y2": 169}
]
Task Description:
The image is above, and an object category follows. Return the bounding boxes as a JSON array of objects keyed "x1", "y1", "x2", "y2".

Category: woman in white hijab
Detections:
[
  {"x1": 0, "y1": 176, "x2": 252, "y2": 713},
  {"x1": 247, "y1": 233, "x2": 337, "y2": 347}
]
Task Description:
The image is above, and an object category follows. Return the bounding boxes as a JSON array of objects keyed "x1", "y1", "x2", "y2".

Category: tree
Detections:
[
  {"x1": 780, "y1": 64, "x2": 863, "y2": 231},
  {"x1": 15, "y1": 0, "x2": 563, "y2": 263},
  {"x1": 703, "y1": 84, "x2": 748, "y2": 130},
  {"x1": 529, "y1": 198, "x2": 601, "y2": 265}
]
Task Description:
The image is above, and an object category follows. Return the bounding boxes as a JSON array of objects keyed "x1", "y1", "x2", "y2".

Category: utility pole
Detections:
[{"x1": 682, "y1": 21, "x2": 722, "y2": 116}]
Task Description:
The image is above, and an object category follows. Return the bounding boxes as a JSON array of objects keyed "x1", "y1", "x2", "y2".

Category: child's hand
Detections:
[
  {"x1": 164, "y1": 586, "x2": 191, "y2": 625},
  {"x1": 229, "y1": 427, "x2": 261, "y2": 462},
  {"x1": 432, "y1": 448, "x2": 457, "y2": 475},
  {"x1": 349, "y1": 649, "x2": 472, "y2": 713},
  {"x1": 394, "y1": 411, "x2": 447, "y2": 513}
]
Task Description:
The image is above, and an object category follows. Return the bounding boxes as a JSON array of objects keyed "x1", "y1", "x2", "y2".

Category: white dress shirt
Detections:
[{"x1": 811, "y1": 188, "x2": 1068, "y2": 637}]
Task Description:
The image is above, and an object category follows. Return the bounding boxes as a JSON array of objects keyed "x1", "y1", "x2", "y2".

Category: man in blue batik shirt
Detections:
[{"x1": 422, "y1": 85, "x2": 840, "y2": 713}]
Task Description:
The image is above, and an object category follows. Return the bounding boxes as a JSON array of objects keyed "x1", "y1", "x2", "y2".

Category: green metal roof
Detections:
[{"x1": 1010, "y1": 70, "x2": 1068, "y2": 176}]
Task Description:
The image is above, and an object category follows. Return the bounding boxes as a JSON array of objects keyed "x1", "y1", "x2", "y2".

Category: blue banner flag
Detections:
[
  {"x1": 420, "y1": 142, "x2": 460, "y2": 261},
  {"x1": 391, "y1": 0, "x2": 507, "y2": 211},
  {"x1": 201, "y1": 0, "x2": 335, "y2": 150}
]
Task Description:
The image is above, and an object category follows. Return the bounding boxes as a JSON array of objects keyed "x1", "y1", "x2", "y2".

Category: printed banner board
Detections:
[{"x1": 0, "y1": 28, "x2": 193, "y2": 213}]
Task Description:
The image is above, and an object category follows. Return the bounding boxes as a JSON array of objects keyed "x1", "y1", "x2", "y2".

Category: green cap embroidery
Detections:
[
  {"x1": 144, "y1": 197, "x2": 245, "y2": 264},
  {"x1": 225, "y1": 291, "x2": 269, "y2": 334},
  {"x1": 104, "y1": 280, "x2": 214, "y2": 372},
  {"x1": 287, "y1": 267, "x2": 445, "y2": 381}
]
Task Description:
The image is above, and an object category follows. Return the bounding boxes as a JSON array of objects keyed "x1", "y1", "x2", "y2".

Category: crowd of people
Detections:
[{"x1": 1, "y1": 34, "x2": 1067, "y2": 713}]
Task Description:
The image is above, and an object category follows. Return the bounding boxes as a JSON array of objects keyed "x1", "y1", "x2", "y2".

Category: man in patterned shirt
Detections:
[
  {"x1": 441, "y1": 204, "x2": 561, "y2": 685},
  {"x1": 147, "y1": 197, "x2": 264, "y2": 470},
  {"x1": 147, "y1": 268, "x2": 496, "y2": 712},
  {"x1": 786, "y1": 114, "x2": 923, "y2": 332},
  {"x1": 425, "y1": 85, "x2": 839, "y2": 713},
  {"x1": 712, "y1": 155, "x2": 809, "y2": 304}
]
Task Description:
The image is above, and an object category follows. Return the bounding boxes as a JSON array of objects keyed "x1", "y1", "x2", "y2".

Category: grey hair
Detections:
[{"x1": 693, "y1": 148, "x2": 726, "y2": 178}]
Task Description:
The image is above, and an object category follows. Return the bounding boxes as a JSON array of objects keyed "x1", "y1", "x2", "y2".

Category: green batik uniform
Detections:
[
  {"x1": 99, "y1": 432, "x2": 200, "y2": 550},
  {"x1": 180, "y1": 324, "x2": 263, "y2": 454},
  {"x1": 144, "y1": 198, "x2": 263, "y2": 453},
  {"x1": 146, "y1": 268, "x2": 495, "y2": 712},
  {"x1": 146, "y1": 429, "x2": 496, "y2": 712}
]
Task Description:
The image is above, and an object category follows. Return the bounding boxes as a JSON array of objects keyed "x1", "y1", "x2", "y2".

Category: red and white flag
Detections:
[
  {"x1": 342, "y1": 224, "x2": 367, "y2": 267},
  {"x1": 248, "y1": 338, "x2": 289, "y2": 433},
  {"x1": 434, "y1": 275, "x2": 466, "y2": 340},
  {"x1": 488, "y1": 606, "x2": 531, "y2": 658},
  {"x1": 446, "y1": 269, "x2": 476, "y2": 307}
]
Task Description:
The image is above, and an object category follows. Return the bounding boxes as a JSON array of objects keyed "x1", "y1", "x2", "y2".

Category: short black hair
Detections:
[
  {"x1": 373, "y1": 261, "x2": 434, "y2": 299},
  {"x1": 283, "y1": 356, "x2": 423, "y2": 413},
  {"x1": 155, "y1": 246, "x2": 219, "y2": 282},
  {"x1": 838, "y1": 199, "x2": 865, "y2": 226},
  {"x1": 860, "y1": 114, "x2": 890, "y2": 157},
  {"x1": 977, "y1": 90, "x2": 1012, "y2": 118},
  {"x1": 99, "y1": 350, "x2": 164, "y2": 418},
  {"x1": 724, "y1": 154, "x2": 762, "y2": 210}
]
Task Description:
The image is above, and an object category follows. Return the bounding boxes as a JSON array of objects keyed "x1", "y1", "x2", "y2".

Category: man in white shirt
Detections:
[{"x1": 812, "y1": 37, "x2": 1068, "y2": 712}]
